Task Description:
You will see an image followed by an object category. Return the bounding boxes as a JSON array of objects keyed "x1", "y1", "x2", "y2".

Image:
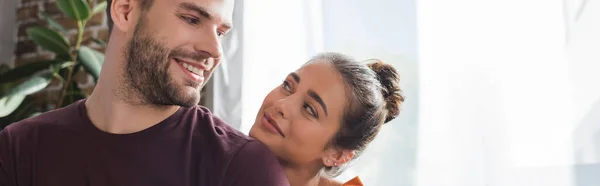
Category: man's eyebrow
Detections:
[
  {"x1": 178, "y1": 2, "x2": 213, "y2": 20},
  {"x1": 178, "y1": 2, "x2": 233, "y2": 30}
]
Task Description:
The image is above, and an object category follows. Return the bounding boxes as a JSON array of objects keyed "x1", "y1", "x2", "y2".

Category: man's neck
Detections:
[{"x1": 85, "y1": 86, "x2": 180, "y2": 134}]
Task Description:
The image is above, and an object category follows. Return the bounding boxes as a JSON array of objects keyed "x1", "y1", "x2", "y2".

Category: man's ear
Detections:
[
  {"x1": 321, "y1": 148, "x2": 355, "y2": 167},
  {"x1": 110, "y1": 0, "x2": 137, "y2": 33}
]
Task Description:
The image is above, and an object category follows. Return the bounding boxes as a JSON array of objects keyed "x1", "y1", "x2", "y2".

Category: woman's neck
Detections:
[
  {"x1": 282, "y1": 162, "x2": 341, "y2": 186},
  {"x1": 283, "y1": 165, "x2": 320, "y2": 186}
]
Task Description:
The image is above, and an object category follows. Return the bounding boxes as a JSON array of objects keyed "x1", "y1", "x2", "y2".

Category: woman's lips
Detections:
[{"x1": 262, "y1": 112, "x2": 285, "y2": 137}]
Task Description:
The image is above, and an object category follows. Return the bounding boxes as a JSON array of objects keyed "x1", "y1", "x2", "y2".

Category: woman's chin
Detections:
[
  {"x1": 248, "y1": 126, "x2": 258, "y2": 138},
  {"x1": 249, "y1": 117, "x2": 259, "y2": 135},
  {"x1": 249, "y1": 126, "x2": 274, "y2": 148}
]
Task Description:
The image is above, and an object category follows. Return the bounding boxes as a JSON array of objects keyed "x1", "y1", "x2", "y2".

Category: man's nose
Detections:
[{"x1": 193, "y1": 28, "x2": 222, "y2": 59}]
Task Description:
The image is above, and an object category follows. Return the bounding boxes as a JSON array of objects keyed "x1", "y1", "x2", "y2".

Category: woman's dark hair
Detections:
[{"x1": 309, "y1": 52, "x2": 405, "y2": 177}]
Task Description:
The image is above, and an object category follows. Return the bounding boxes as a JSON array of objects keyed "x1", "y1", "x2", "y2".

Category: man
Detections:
[{"x1": 0, "y1": 0, "x2": 289, "y2": 185}]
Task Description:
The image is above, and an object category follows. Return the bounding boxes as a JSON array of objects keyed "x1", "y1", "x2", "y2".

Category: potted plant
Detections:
[{"x1": 0, "y1": 0, "x2": 107, "y2": 129}]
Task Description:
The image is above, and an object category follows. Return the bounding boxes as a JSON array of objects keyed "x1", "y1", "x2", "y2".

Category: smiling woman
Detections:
[
  {"x1": 216, "y1": 0, "x2": 419, "y2": 185},
  {"x1": 248, "y1": 52, "x2": 405, "y2": 186}
]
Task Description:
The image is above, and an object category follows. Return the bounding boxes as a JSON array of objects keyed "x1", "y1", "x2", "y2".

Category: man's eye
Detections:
[{"x1": 180, "y1": 16, "x2": 199, "y2": 25}]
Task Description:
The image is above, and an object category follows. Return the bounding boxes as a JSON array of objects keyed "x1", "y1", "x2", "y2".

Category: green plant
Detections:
[{"x1": 0, "y1": 0, "x2": 107, "y2": 128}]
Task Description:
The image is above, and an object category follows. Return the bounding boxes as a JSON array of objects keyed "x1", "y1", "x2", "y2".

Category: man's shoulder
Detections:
[
  {"x1": 232, "y1": 140, "x2": 279, "y2": 166},
  {"x1": 224, "y1": 140, "x2": 289, "y2": 185},
  {"x1": 184, "y1": 105, "x2": 255, "y2": 158},
  {"x1": 186, "y1": 106, "x2": 288, "y2": 185},
  {"x1": 3, "y1": 101, "x2": 82, "y2": 136},
  {"x1": 188, "y1": 105, "x2": 253, "y2": 142}
]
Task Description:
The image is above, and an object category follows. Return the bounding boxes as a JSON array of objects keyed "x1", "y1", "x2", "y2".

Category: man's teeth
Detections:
[{"x1": 181, "y1": 62, "x2": 203, "y2": 76}]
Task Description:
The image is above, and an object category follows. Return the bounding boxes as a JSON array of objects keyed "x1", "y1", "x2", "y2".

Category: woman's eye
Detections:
[
  {"x1": 282, "y1": 81, "x2": 292, "y2": 92},
  {"x1": 304, "y1": 104, "x2": 317, "y2": 118}
]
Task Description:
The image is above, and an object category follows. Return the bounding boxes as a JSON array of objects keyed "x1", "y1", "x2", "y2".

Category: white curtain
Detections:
[
  {"x1": 208, "y1": 0, "x2": 245, "y2": 129},
  {"x1": 240, "y1": 0, "x2": 325, "y2": 133},
  {"x1": 415, "y1": 0, "x2": 600, "y2": 186}
]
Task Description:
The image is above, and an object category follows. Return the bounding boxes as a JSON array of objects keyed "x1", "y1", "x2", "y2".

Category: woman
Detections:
[{"x1": 249, "y1": 52, "x2": 404, "y2": 186}]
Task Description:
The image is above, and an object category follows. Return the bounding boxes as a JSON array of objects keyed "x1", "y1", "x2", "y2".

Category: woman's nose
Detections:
[{"x1": 273, "y1": 98, "x2": 289, "y2": 119}]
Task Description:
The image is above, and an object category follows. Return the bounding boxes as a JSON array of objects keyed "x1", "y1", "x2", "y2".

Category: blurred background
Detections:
[{"x1": 0, "y1": 0, "x2": 599, "y2": 185}]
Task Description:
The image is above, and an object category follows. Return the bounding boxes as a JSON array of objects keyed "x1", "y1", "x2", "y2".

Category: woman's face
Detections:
[{"x1": 249, "y1": 60, "x2": 348, "y2": 166}]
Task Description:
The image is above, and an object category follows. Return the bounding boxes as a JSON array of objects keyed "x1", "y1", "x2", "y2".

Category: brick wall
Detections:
[
  {"x1": 14, "y1": 0, "x2": 108, "y2": 110},
  {"x1": 16, "y1": 0, "x2": 108, "y2": 66},
  {"x1": 12, "y1": 0, "x2": 208, "y2": 108}
]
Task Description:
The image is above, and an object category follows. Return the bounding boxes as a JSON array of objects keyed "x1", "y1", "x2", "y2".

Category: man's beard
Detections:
[{"x1": 120, "y1": 17, "x2": 204, "y2": 108}]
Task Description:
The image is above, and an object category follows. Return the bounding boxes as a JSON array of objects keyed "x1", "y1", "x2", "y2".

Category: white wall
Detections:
[
  {"x1": 416, "y1": 0, "x2": 600, "y2": 185},
  {"x1": 566, "y1": 0, "x2": 600, "y2": 185}
]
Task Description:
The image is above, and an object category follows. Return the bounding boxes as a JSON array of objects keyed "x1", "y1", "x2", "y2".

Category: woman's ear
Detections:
[
  {"x1": 321, "y1": 148, "x2": 355, "y2": 167},
  {"x1": 110, "y1": 0, "x2": 136, "y2": 33}
]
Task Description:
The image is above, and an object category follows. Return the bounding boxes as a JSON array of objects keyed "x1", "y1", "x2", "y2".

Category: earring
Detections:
[
  {"x1": 334, "y1": 162, "x2": 338, "y2": 166},
  {"x1": 327, "y1": 160, "x2": 331, "y2": 163}
]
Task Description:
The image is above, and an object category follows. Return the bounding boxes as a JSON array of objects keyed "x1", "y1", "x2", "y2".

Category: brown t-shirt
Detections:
[{"x1": 0, "y1": 100, "x2": 289, "y2": 186}]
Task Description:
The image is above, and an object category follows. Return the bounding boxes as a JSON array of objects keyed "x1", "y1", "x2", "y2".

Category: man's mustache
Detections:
[{"x1": 168, "y1": 49, "x2": 211, "y2": 62}]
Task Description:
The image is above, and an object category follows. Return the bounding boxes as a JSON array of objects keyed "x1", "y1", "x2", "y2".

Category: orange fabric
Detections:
[{"x1": 342, "y1": 176, "x2": 364, "y2": 186}]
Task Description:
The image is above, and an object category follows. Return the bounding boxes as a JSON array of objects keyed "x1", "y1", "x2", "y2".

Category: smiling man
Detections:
[{"x1": 0, "y1": 0, "x2": 289, "y2": 185}]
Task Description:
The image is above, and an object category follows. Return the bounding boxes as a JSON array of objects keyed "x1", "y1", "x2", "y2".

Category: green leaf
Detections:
[
  {"x1": 26, "y1": 27, "x2": 70, "y2": 56},
  {"x1": 0, "y1": 95, "x2": 26, "y2": 118},
  {"x1": 51, "y1": 61, "x2": 74, "y2": 80},
  {"x1": 3, "y1": 72, "x2": 53, "y2": 98},
  {"x1": 29, "y1": 112, "x2": 42, "y2": 118},
  {"x1": 91, "y1": 38, "x2": 107, "y2": 48},
  {"x1": 78, "y1": 46, "x2": 104, "y2": 80},
  {"x1": 92, "y1": 1, "x2": 107, "y2": 16},
  {"x1": 0, "y1": 82, "x2": 15, "y2": 96},
  {"x1": 55, "y1": 53, "x2": 72, "y2": 61},
  {"x1": 57, "y1": 0, "x2": 92, "y2": 21},
  {"x1": 0, "y1": 64, "x2": 10, "y2": 75},
  {"x1": 11, "y1": 98, "x2": 37, "y2": 122},
  {"x1": 38, "y1": 12, "x2": 67, "y2": 33},
  {"x1": 0, "y1": 60, "x2": 64, "y2": 83},
  {"x1": 59, "y1": 62, "x2": 75, "y2": 69}
]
